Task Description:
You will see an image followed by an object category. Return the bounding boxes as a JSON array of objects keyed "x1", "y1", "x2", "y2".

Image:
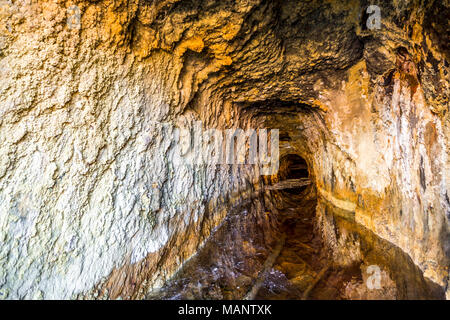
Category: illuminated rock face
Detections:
[{"x1": 0, "y1": 0, "x2": 448, "y2": 299}]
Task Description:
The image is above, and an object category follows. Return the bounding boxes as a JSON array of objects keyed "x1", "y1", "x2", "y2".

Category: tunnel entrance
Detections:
[
  {"x1": 280, "y1": 154, "x2": 308, "y2": 179},
  {"x1": 277, "y1": 154, "x2": 309, "y2": 194},
  {"x1": 265, "y1": 154, "x2": 311, "y2": 195}
]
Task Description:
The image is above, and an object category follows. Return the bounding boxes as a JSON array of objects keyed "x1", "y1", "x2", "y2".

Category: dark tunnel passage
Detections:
[
  {"x1": 279, "y1": 154, "x2": 309, "y2": 180},
  {"x1": 145, "y1": 136, "x2": 445, "y2": 300},
  {"x1": 144, "y1": 112, "x2": 446, "y2": 300},
  {"x1": 277, "y1": 154, "x2": 310, "y2": 194}
]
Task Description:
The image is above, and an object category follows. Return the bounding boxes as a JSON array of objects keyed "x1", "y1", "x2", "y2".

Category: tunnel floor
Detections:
[
  {"x1": 146, "y1": 184, "x2": 368, "y2": 300},
  {"x1": 256, "y1": 189, "x2": 340, "y2": 299},
  {"x1": 147, "y1": 177, "x2": 445, "y2": 300}
]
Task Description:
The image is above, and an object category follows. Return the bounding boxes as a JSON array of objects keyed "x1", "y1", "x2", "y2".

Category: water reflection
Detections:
[
  {"x1": 315, "y1": 199, "x2": 445, "y2": 299},
  {"x1": 147, "y1": 191, "x2": 445, "y2": 300}
]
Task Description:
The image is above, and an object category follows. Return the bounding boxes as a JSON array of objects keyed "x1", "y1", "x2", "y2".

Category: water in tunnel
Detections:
[
  {"x1": 275, "y1": 154, "x2": 310, "y2": 194},
  {"x1": 146, "y1": 127, "x2": 445, "y2": 300},
  {"x1": 0, "y1": 0, "x2": 448, "y2": 303}
]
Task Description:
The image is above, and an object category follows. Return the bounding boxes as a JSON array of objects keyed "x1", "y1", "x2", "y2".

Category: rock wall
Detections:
[
  {"x1": 0, "y1": 0, "x2": 448, "y2": 299},
  {"x1": 0, "y1": 0, "x2": 264, "y2": 299},
  {"x1": 241, "y1": 0, "x2": 449, "y2": 295}
]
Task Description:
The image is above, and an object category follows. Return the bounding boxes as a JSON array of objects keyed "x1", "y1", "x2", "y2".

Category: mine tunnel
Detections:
[
  {"x1": 280, "y1": 155, "x2": 308, "y2": 181},
  {"x1": 147, "y1": 100, "x2": 446, "y2": 300},
  {"x1": 275, "y1": 154, "x2": 310, "y2": 194},
  {"x1": 0, "y1": 0, "x2": 448, "y2": 302}
]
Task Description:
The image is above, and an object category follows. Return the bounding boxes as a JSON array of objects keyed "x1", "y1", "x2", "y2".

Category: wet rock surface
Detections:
[
  {"x1": 0, "y1": 0, "x2": 448, "y2": 299},
  {"x1": 147, "y1": 193, "x2": 279, "y2": 300},
  {"x1": 149, "y1": 184, "x2": 445, "y2": 300}
]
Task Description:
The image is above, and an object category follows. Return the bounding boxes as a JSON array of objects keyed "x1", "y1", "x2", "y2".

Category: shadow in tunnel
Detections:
[{"x1": 277, "y1": 154, "x2": 310, "y2": 195}]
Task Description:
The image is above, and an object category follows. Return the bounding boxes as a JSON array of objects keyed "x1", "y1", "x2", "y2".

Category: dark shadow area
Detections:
[{"x1": 278, "y1": 154, "x2": 309, "y2": 194}]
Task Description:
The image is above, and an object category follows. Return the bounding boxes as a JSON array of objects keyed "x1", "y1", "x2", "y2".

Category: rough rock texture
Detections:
[{"x1": 0, "y1": 0, "x2": 448, "y2": 299}]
